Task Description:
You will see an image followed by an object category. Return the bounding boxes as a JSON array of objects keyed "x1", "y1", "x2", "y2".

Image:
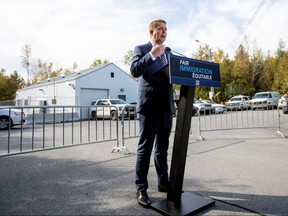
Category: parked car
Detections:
[
  {"x1": 278, "y1": 93, "x2": 288, "y2": 109},
  {"x1": 192, "y1": 105, "x2": 198, "y2": 116},
  {"x1": 0, "y1": 108, "x2": 27, "y2": 130},
  {"x1": 250, "y1": 91, "x2": 280, "y2": 110},
  {"x1": 201, "y1": 100, "x2": 227, "y2": 114},
  {"x1": 193, "y1": 98, "x2": 215, "y2": 115},
  {"x1": 281, "y1": 95, "x2": 288, "y2": 114},
  {"x1": 225, "y1": 95, "x2": 251, "y2": 111},
  {"x1": 90, "y1": 98, "x2": 135, "y2": 120}
]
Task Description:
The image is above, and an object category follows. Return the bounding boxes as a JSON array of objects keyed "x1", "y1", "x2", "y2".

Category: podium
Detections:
[{"x1": 150, "y1": 54, "x2": 221, "y2": 215}]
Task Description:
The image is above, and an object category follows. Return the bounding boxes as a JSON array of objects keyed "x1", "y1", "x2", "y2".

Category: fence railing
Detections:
[
  {"x1": 0, "y1": 104, "x2": 285, "y2": 157},
  {"x1": 0, "y1": 105, "x2": 121, "y2": 157},
  {"x1": 196, "y1": 105, "x2": 285, "y2": 139}
]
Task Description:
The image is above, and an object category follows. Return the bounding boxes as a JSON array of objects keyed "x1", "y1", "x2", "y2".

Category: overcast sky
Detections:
[{"x1": 1, "y1": 0, "x2": 287, "y2": 78}]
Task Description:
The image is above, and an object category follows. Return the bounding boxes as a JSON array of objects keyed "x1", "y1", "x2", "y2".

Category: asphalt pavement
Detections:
[{"x1": 0, "y1": 124, "x2": 288, "y2": 215}]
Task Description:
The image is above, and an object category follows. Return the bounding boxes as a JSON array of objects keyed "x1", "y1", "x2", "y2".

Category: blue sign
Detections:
[{"x1": 169, "y1": 54, "x2": 221, "y2": 87}]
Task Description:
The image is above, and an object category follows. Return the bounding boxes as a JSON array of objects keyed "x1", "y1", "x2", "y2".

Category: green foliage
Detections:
[
  {"x1": 1, "y1": 41, "x2": 288, "y2": 103},
  {"x1": 124, "y1": 50, "x2": 133, "y2": 66},
  {"x1": 192, "y1": 39, "x2": 288, "y2": 102},
  {"x1": 90, "y1": 58, "x2": 109, "y2": 68},
  {"x1": 0, "y1": 70, "x2": 25, "y2": 100},
  {"x1": 21, "y1": 44, "x2": 32, "y2": 84},
  {"x1": 276, "y1": 52, "x2": 288, "y2": 93}
]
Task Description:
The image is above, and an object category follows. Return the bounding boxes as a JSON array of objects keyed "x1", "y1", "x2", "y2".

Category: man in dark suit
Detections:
[{"x1": 130, "y1": 19, "x2": 175, "y2": 208}]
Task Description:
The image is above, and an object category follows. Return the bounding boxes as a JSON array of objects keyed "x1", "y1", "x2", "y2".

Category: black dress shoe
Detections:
[
  {"x1": 136, "y1": 191, "x2": 151, "y2": 208},
  {"x1": 158, "y1": 184, "x2": 168, "y2": 192}
]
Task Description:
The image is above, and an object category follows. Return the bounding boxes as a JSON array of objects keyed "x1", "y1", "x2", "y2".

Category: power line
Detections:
[
  {"x1": 224, "y1": 0, "x2": 266, "y2": 51},
  {"x1": 248, "y1": 0, "x2": 266, "y2": 25},
  {"x1": 224, "y1": 0, "x2": 274, "y2": 53}
]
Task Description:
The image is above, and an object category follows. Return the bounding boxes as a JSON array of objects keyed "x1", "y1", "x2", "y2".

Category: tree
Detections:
[
  {"x1": 218, "y1": 54, "x2": 234, "y2": 102},
  {"x1": 232, "y1": 44, "x2": 252, "y2": 95},
  {"x1": 29, "y1": 59, "x2": 78, "y2": 84},
  {"x1": 90, "y1": 58, "x2": 109, "y2": 68},
  {"x1": 192, "y1": 45, "x2": 212, "y2": 99},
  {"x1": 31, "y1": 59, "x2": 54, "y2": 83},
  {"x1": 6, "y1": 71, "x2": 25, "y2": 99},
  {"x1": 21, "y1": 44, "x2": 32, "y2": 85},
  {"x1": 276, "y1": 51, "x2": 288, "y2": 93},
  {"x1": 123, "y1": 49, "x2": 134, "y2": 74},
  {"x1": 0, "y1": 68, "x2": 5, "y2": 76},
  {"x1": 0, "y1": 75, "x2": 9, "y2": 101},
  {"x1": 261, "y1": 52, "x2": 275, "y2": 92},
  {"x1": 194, "y1": 44, "x2": 212, "y2": 61},
  {"x1": 10, "y1": 71, "x2": 25, "y2": 89},
  {"x1": 273, "y1": 40, "x2": 287, "y2": 93},
  {"x1": 276, "y1": 39, "x2": 286, "y2": 59},
  {"x1": 250, "y1": 47, "x2": 264, "y2": 94},
  {"x1": 11, "y1": 40, "x2": 287, "y2": 103},
  {"x1": 124, "y1": 49, "x2": 133, "y2": 66},
  {"x1": 0, "y1": 70, "x2": 24, "y2": 101}
]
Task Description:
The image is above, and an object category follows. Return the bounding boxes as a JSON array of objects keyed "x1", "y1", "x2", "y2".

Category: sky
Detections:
[{"x1": 1, "y1": 0, "x2": 288, "y2": 79}]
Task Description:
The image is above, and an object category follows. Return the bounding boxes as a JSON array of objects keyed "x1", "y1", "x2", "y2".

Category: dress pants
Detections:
[{"x1": 135, "y1": 110, "x2": 173, "y2": 192}]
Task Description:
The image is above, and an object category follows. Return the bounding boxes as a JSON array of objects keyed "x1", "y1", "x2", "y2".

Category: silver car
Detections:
[
  {"x1": 201, "y1": 100, "x2": 227, "y2": 114},
  {"x1": 279, "y1": 94, "x2": 288, "y2": 111},
  {"x1": 193, "y1": 98, "x2": 215, "y2": 115},
  {"x1": 225, "y1": 95, "x2": 251, "y2": 111},
  {"x1": 280, "y1": 95, "x2": 288, "y2": 114},
  {"x1": 250, "y1": 91, "x2": 280, "y2": 110},
  {"x1": 90, "y1": 98, "x2": 135, "y2": 120},
  {"x1": 0, "y1": 108, "x2": 27, "y2": 130}
]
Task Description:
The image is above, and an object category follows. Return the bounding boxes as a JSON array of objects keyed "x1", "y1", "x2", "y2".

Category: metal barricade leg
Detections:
[{"x1": 111, "y1": 107, "x2": 130, "y2": 155}]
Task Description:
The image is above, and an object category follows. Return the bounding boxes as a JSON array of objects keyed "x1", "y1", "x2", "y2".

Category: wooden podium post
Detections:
[{"x1": 151, "y1": 54, "x2": 220, "y2": 215}]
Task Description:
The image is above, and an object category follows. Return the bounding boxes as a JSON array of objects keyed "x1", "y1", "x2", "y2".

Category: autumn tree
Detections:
[
  {"x1": 90, "y1": 58, "x2": 109, "y2": 68},
  {"x1": 193, "y1": 44, "x2": 216, "y2": 100},
  {"x1": 30, "y1": 59, "x2": 54, "y2": 83},
  {"x1": 0, "y1": 69, "x2": 9, "y2": 101},
  {"x1": 261, "y1": 52, "x2": 276, "y2": 92},
  {"x1": 124, "y1": 49, "x2": 133, "y2": 66},
  {"x1": 250, "y1": 47, "x2": 264, "y2": 94},
  {"x1": 276, "y1": 51, "x2": 288, "y2": 93},
  {"x1": 217, "y1": 53, "x2": 234, "y2": 102},
  {"x1": 272, "y1": 40, "x2": 287, "y2": 93},
  {"x1": 232, "y1": 44, "x2": 252, "y2": 95},
  {"x1": 0, "y1": 70, "x2": 25, "y2": 101},
  {"x1": 122, "y1": 49, "x2": 134, "y2": 74},
  {"x1": 21, "y1": 44, "x2": 32, "y2": 85}
]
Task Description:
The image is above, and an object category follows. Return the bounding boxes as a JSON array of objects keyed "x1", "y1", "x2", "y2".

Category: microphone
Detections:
[
  {"x1": 165, "y1": 46, "x2": 186, "y2": 57},
  {"x1": 165, "y1": 46, "x2": 171, "y2": 51}
]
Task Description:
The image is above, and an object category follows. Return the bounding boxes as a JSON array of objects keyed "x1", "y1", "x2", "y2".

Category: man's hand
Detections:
[{"x1": 150, "y1": 42, "x2": 165, "y2": 57}]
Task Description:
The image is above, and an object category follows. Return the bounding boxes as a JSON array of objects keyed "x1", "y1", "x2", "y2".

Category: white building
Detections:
[{"x1": 16, "y1": 63, "x2": 138, "y2": 119}]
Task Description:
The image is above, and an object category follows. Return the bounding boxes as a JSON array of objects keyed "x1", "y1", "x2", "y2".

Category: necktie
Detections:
[{"x1": 159, "y1": 53, "x2": 167, "y2": 66}]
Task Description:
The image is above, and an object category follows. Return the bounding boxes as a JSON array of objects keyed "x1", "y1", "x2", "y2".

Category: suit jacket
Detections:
[{"x1": 130, "y1": 42, "x2": 175, "y2": 115}]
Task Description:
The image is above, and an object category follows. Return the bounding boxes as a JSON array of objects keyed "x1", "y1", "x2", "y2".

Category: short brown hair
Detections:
[{"x1": 149, "y1": 19, "x2": 166, "y2": 31}]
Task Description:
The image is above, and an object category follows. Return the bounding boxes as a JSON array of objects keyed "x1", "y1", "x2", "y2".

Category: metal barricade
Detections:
[
  {"x1": 0, "y1": 105, "x2": 120, "y2": 157},
  {"x1": 3, "y1": 103, "x2": 284, "y2": 158},
  {"x1": 111, "y1": 104, "x2": 137, "y2": 155},
  {"x1": 197, "y1": 105, "x2": 285, "y2": 139}
]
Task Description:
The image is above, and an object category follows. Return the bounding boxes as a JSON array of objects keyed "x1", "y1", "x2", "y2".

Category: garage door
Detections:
[{"x1": 80, "y1": 88, "x2": 108, "y2": 106}]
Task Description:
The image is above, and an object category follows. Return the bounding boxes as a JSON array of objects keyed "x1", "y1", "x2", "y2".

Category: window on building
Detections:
[
  {"x1": 24, "y1": 99, "x2": 29, "y2": 106},
  {"x1": 16, "y1": 100, "x2": 22, "y2": 106},
  {"x1": 111, "y1": 72, "x2": 114, "y2": 78},
  {"x1": 118, "y1": 95, "x2": 126, "y2": 101}
]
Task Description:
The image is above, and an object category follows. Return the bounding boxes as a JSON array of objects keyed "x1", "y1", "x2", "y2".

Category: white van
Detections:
[{"x1": 250, "y1": 91, "x2": 280, "y2": 110}]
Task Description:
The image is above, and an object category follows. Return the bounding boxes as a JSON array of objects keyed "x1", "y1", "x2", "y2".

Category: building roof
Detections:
[{"x1": 18, "y1": 63, "x2": 132, "y2": 91}]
